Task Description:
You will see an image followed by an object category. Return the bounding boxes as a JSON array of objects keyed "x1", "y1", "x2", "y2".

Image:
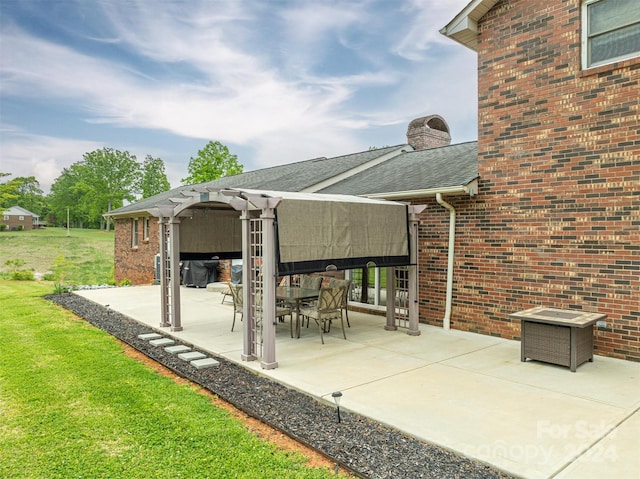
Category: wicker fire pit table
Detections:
[{"x1": 509, "y1": 306, "x2": 606, "y2": 372}]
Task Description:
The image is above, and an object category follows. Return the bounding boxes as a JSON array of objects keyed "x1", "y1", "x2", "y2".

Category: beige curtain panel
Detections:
[
  {"x1": 180, "y1": 209, "x2": 242, "y2": 253},
  {"x1": 276, "y1": 199, "x2": 409, "y2": 264}
]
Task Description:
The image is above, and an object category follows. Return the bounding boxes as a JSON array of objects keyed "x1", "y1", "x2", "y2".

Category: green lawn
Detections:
[
  {"x1": 0, "y1": 281, "x2": 343, "y2": 479},
  {"x1": 0, "y1": 228, "x2": 114, "y2": 285}
]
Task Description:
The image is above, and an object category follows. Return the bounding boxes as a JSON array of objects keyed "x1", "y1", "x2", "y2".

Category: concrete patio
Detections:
[{"x1": 75, "y1": 285, "x2": 639, "y2": 479}]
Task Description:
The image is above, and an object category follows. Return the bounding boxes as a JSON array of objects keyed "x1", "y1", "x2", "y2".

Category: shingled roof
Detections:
[
  {"x1": 108, "y1": 141, "x2": 478, "y2": 217},
  {"x1": 319, "y1": 141, "x2": 478, "y2": 197}
]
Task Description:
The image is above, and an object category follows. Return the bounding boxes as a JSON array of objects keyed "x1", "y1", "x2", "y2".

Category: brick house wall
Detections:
[
  {"x1": 115, "y1": 216, "x2": 234, "y2": 285},
  {"x1": 1, "y1": 214, "x2": 35, "y2": 230},
  {"x1": 419, "y1": 0, "x2": 639, "y2": 361},
  {"x1": 114, "y1": 217, "x2": 160, "y2": 285}
]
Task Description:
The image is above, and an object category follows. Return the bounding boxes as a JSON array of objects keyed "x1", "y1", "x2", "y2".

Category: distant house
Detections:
[
  {"x1": 109, "y1": 0, "x2": 639, "y2": 363},
  {"x1": 1, "y1": 206, "x2": 40, "y2": 231}
]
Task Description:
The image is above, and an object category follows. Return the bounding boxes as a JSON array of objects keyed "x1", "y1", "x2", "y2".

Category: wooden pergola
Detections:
[{"x1": 149, "y1": 187, "x2": 425, "y2": 369}]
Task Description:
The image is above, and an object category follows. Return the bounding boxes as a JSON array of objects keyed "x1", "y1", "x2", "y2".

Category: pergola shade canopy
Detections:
[
  {"x1": 275, "y1": 196, "x2": 410, "y2": 275},
  {"x1": 180, "y1": 209, "x2": 242, "y2": 260},
  {"x1": 151, "y1": 188, "x2": 412, "y2": 273}
]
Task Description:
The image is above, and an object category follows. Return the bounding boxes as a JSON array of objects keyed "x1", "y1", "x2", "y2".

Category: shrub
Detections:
[
  {"x1": 11, "y1": 269, "x2": 35, "y2": 281},
  {"x1": 4, "y1": 258, "x2": 34, "y2": 280},
  {"x1": 53, "y1": 281, "x2": 71, "y2": 294}
]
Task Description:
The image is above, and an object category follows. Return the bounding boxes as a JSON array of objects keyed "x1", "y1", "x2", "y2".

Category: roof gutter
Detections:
[
  {"x1": 436, "y1": 193, "x2": 456, "y2": 330},
  {"x1": 364, "y1": 179, "x2": 478, "y2": 200}
]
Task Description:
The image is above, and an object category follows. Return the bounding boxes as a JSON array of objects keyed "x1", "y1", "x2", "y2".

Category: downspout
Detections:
[{"x1": 436, "y1": 193, "x2": 455, "y2": 330}]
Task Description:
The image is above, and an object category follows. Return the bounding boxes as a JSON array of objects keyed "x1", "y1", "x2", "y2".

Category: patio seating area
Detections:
[{"x1": 75, "y1": 285, "x2": 640, "y2": 479}]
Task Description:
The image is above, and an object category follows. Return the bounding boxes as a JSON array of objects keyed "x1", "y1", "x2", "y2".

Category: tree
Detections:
[
  {"x1": 14, "y1": 176, "x2": 46, "y2": 214},
  {"x1": 47, "y1": 148, "x2": 140, "y2": 230},
  {"x1": 0, "y1": 173, "x2": 20, "y2": 209},
  {"x1": 181, "y1": 141, "x2": 243, "y2": 185},
  {"x1": 82, "y1": 148, "x2": 141, "y2": 230},
  {"x1": 0, "y1": 174, "x2": 46, "y2": 214},
  {"x1": 48, "y1": 164, "x2": 95, "y2": 228},
  {"x1": 139, "y1": 155, "x2": 171, "y2": 198}
]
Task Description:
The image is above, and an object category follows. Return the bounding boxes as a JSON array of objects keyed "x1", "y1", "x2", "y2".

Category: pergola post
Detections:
[
  {"x1": 169, "y1": 216, "x2": 182, "y2": 332},
  {"x1": 240, "y1": 208, "x2": 256, "y2": 362},
  {"x1": 259, "y1": 206, "x2": 278, "y2": 370},
  {"x1": 385, "y1": 267, "x2": 397, "y2": 331},
  {"x1": 158, "y1": 215, "x2": 170, "y2": 328},
  {"x1": 407, "y1": 206, "x2": 424, "y2": 336}
]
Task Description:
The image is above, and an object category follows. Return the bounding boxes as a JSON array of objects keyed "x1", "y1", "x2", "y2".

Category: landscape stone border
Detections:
[{"x1": 47, "y1": 293, "x2": 514, "y2": 479}]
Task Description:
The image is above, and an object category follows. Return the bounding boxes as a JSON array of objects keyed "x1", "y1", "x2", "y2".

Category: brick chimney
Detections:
[{"x1": 406, "y1": 114, "x2": 451, "y2": 150}]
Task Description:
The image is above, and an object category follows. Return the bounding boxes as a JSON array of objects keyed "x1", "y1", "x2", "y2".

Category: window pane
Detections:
[
  {"x1": 590, "y1": 0, "x2": 640, "y2": 36},
  {"x1": 132, "y1": 219, "x2": 139, "y2": 246},
  {"x1": 590, "y1": 23, "x2": 640, "y2": 63}
]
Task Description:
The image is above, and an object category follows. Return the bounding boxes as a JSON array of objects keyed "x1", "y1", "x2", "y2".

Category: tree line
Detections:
[{"x1": 0, "y1": 141, "x2": 243, "y2": 230}]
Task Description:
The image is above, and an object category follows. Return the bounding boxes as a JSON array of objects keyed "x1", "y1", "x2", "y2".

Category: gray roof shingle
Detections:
[
  {"x1": 319, "y1": 141, "x2": 478, "y2": 195},
  {"x1": 109, "y1": 142, "x2": 478, "y2": 216}
]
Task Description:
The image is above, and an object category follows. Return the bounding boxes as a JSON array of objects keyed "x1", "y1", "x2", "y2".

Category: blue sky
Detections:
[{"x1": 0, "y1": 0, "x2": 476, "y2": 192}]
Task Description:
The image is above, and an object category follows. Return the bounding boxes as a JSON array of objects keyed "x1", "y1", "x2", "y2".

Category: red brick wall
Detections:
[
  {"x1": 420, "y1": 0, "x2": 639, "y2": 361},
  {"x1": 0, "y1": 215, "x2": 35, "y2": 230},
  {"x1": 114, "y1": 217, "x2": 159, "y2": 285}
]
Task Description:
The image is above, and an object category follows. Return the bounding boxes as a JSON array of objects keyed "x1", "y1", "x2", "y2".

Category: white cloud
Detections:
[
  {"x1": 0, "y1": 128, "x2": 104, "y2": 192},
  {"x1": 394, "y1": 0, "x2": 472, "y2": 61},
  {"x1": 0, "y1": 0, "x2": 478, "y2": 190},
  {"x1": 0, "y1": 21, "x2": 366, "y2": 144}
]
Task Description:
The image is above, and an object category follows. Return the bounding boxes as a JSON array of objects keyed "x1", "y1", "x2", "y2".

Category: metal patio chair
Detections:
[
  {"x1": 300, "y1": 286, "x2": 347, "y2": 344},
  {"x1": 328, "y1": 278, "x2": 352, "y2": 328},
  {"x1": 229, "y1": 283, "x2": 243, "y2": 332}
]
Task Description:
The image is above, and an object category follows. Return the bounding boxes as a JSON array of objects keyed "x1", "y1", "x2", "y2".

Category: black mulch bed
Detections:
[{"x1": 47, "y1": 293, "x2": 515, "y2": 479}]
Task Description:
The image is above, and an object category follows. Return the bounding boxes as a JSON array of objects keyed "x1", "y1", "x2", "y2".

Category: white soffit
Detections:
[{"x1": 440, "y1": 0, "x2": 499, "y2": 51}]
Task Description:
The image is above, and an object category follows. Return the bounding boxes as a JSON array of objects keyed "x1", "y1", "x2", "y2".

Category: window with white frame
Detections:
[
  {"x1": 19, "y1": 216, "x2": 24, "y2": 220},
  {"x1": 143, "y1": 217, "x2": 150, "y2": 241},
  {"x1": 583, "y1": 0, "x2": 640, "y2": 68},
  {"x1": 132, "y1": 218, "x2": 139, "y2": 247}
]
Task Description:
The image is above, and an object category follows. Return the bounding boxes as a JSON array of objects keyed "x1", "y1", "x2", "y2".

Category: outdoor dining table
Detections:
[{"x1": 276, "y1": 286, "x2": 320, "y2": 338}]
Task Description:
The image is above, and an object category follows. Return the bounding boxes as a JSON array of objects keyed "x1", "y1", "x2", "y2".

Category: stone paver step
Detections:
[
  {"x1": 138, "y1": 333, "x2": 163, "y2": 340},
  {"x1": 178, "y1": 351, "x2": 207, "y2": 361},
  {"x1": 149, "y1": 338, "x2": 175, "y2": 347},
  {"x1": 165, "y1": 345, "x2": 191, "y2": 354},
  {"x1": 190, "y1": 358, "x2": 220, "y2": 369}
]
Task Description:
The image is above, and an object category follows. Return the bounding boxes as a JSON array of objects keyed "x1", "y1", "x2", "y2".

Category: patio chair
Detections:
[
  {"x1": 299, "y1": 286, "x2": 347, "y2": 344},
  {"x1": 300, "y1": 274, "x2": 322, "y2": 290},
  {"x1": 221, "y1": 285, "x2": 233, "y2": 304},
  {"x1": 222, "y1": 264, "x2": 243, "y2": 304},
  {"x1": 232, "y1": 284, "x2": 292, "y2": 333},
  {"x1": 276, "y1": 276, "x2": 290, "y2": 318},
  {"x1": 229, "y1": 283, "x2": 243, "y2": 332},
  {"x1": 298, "y1": 274, "x2": 323, "y2": 328},
  {"x1": 257, "y1": 296, "x2": 293, "y2": 328},
  {"x1": 328, "y1": 278, "x2": 352, "y2": 328}
]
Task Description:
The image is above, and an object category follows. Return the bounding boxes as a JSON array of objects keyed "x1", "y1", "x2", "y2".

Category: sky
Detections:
[{"x1": 0, "y1": 0, "x2": 477, "y2": 193}]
